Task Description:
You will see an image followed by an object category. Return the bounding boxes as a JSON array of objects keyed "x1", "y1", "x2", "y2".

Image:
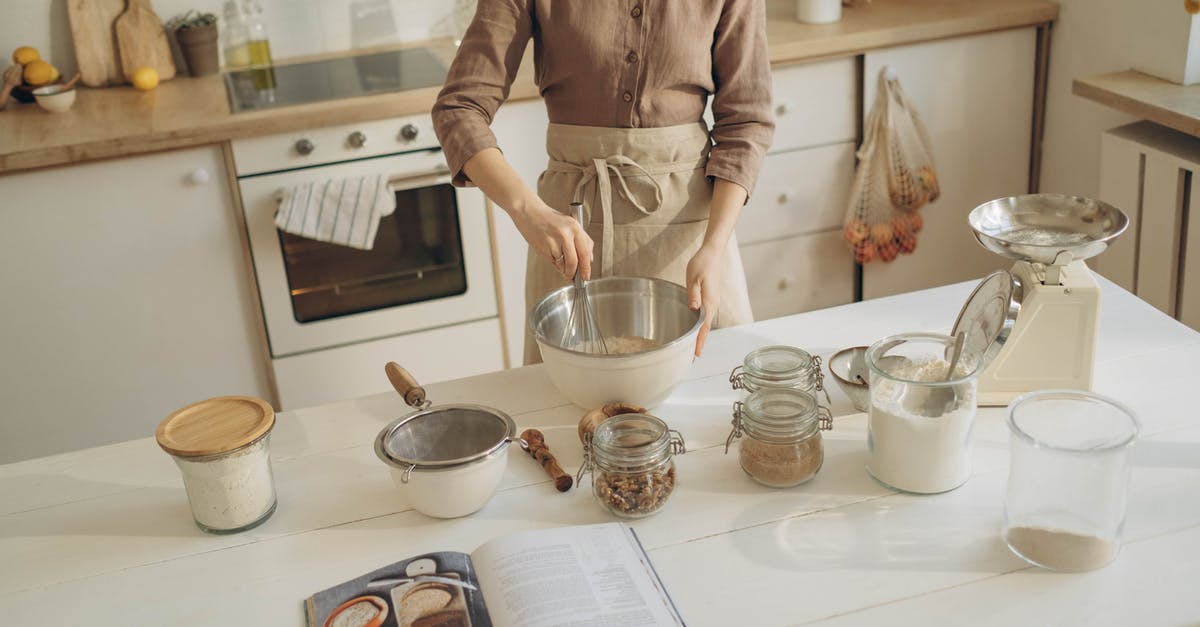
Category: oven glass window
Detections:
[{"x1": 278, "y1": 183, "x2": 467, "y2": 323}]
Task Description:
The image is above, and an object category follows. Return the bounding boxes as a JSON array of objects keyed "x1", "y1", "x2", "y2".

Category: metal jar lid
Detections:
[
  {"x1": 951, "y1": 270, "x2": 1023, "y2": 371},
  {"x1": 156, "y1": 396, "x2": 275, "y2": 458},
  {"x1": 374, "y1": 404, "x2": 516, "y2": 473}
]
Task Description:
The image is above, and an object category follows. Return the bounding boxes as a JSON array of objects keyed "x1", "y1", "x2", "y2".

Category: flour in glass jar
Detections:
[{"x1": 174, "y1": 436, "x2": 277, "y2": 531}]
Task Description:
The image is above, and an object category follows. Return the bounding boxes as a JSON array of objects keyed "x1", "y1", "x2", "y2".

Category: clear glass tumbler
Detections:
[
  {"x1": 865, "y1": 332, "x2": 982, "y2": 494},
  {"x1": 1003, "y1": 390, "x2": 1140, "y2": 572}
]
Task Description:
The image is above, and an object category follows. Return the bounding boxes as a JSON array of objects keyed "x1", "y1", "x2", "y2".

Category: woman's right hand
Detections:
[{"x1": 509, "y1": 202, "x2": 594, "y2": 282}]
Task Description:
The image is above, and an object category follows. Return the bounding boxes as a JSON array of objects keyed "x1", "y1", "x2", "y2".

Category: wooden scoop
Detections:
[{"x1": 520, "y1": 429, "x2": 573, "y2": 492}]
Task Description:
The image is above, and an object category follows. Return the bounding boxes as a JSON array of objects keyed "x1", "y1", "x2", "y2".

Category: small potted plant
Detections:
[{"x1": 171, "y1": 11, "x2": 220, "y2": 77}]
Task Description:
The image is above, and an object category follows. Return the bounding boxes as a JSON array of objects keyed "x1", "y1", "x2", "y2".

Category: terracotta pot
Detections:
[{"x1": 176, "y1": 23, "x2": 219, "y2": 77}]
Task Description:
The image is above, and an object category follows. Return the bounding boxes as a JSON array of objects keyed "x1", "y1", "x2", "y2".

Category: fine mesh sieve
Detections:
[{"x1": 375, "y1": 404, "x2": 516, "y2": 471}]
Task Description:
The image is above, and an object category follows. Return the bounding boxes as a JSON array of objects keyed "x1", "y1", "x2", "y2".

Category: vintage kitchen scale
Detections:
[{"x1": 952, "y1": 194, "x2": 1129, "y2": 406}]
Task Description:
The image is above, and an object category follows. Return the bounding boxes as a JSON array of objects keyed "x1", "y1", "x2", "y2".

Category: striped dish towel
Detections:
[{"x1": 274, "y1": 174, "x2": 395, "y2": 250}]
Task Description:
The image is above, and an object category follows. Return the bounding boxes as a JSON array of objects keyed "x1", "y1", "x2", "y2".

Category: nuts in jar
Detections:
[{"x1": 578, "y1": 413, "x2": 685, "y2": 519}]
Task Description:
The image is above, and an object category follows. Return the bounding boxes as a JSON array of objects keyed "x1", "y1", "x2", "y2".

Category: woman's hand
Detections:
[
  {"x1": 461, "y1": 148, "x2": 593, "y2": 282},
  {"x1": 510, "y1": 202, "x2": 594, "y2": 282},
  {"x1": 686, "y1": 243, "x2": 724, "y2": 357}
]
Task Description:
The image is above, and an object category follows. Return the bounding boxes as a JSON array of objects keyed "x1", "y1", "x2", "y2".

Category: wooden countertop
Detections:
[
  {"x1": 1074, "y1": 70, "x2": 1200, "y2": 138},
  {"x1": 0, "y1": 0, "x2": 1057, "y2": 175},
  {"x1": 2, "y1": 279, "x2": 1198, "y2": 624}
]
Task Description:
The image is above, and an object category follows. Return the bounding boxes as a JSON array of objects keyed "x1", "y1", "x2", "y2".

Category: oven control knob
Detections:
[
  {"x1": 399, "y1": 124, "x2": 419, "y2": 141},
  {"x1": 295, "y1": 139, "x2": 315, "y2": 156},
  {"x1": 348, "y1": 131, "x2": 368, "y2": 149}
]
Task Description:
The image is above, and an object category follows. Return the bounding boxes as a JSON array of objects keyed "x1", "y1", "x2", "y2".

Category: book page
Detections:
[
  {"x1": 305, "y1": 551, "x2": 493, "y2": 627},
  {"x1": 471, "y1": 523, "x2": 683, "y2": 627}
]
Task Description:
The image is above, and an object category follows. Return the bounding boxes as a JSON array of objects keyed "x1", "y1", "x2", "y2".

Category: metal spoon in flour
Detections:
[{"x1": 924, "y1": 331, "x2": 966, "y2": 416}]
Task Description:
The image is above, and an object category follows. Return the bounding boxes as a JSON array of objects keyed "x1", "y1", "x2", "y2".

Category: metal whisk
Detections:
[{"x1": 561, "y1": 201, "x2": 608, "y2": 354}]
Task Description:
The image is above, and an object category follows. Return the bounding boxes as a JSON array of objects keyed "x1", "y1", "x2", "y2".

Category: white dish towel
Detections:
[{"x1": 274, "y1": 174, "x2": 395, "y2": 250}]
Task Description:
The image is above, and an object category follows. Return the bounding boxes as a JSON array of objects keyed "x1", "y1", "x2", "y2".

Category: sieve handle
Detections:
[
  {"x1": 385, "y1": 362, "x2": 427, "y2": 408},
  {"x1": 520, "y1": 428, "x2": 573, "y2": 492}
]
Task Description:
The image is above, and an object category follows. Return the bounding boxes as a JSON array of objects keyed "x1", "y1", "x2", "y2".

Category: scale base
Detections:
[{"x1": 976, "y1": 260, "x2": 1101, "y2": 406}]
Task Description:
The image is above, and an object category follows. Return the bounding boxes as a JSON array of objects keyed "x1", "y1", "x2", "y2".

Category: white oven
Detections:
[{"x1": 232, "y1": 113, "x2": 506, "y2": 409}]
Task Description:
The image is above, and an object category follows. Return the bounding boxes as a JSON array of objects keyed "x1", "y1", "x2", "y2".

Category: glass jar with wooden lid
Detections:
[{"x1": 156, "y1": 396, "x2": 278, "y2": 533}]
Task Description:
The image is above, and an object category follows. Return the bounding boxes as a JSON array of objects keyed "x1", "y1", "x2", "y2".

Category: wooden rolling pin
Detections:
[{"x1": 520, "y1": 428, "x2": 572, "y2": 492}]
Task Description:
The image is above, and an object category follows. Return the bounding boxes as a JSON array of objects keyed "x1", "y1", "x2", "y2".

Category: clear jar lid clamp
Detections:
[
  {"x1": 576, "y1": 416, "x2": 686, "y2": 486},
  {"x1": 729, "y1": 345, "x2": 831, "y2": 403}
]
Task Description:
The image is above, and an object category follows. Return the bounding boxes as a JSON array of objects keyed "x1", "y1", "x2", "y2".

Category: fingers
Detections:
[
  {"x1": 694, "y1": 305, "x2": 714, "y2": 358},
  {"x1": 687, "y1": 278, "x2": 702, "y2": 311},
  {"x1": 575, "y1": 229, "x2": 594, "y2": 281},
  {"x1": 560, "y1": 231, "x2": 579, "y2": 281}
]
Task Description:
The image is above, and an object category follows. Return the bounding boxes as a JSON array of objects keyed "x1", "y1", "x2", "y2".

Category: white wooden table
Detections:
[{"x1": 3, "y1": 279, "x2": 1198, "y2": 626}]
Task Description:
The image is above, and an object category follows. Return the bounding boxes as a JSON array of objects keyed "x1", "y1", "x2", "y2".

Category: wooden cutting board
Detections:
[
  {"x1": 114, "y1": 0, "x2": 176, "y2": 83},
  {"x1": 67, "y1": 0, "x2": 128, "y2": 87}
]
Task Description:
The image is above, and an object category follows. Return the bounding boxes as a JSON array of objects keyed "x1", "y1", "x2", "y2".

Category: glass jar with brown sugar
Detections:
[{"x1": 725, "y1": 387, "x2": 832, "y2": 488}]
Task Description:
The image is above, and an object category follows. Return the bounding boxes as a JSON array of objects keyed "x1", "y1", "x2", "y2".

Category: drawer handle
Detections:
[
  {"x1": 777, "y1": 192, "x2": 791, "y2": 204},
  {"x1": 777, "y1": 278, "x2": 789, "y2": 291},
  {"x1": 775, "y1": 101, "x2": 792, "y2": 115}
]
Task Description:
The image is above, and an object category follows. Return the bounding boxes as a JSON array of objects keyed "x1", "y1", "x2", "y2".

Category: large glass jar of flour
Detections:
[
  {"x1": 865, "y1": 333, "x2": 982, "y2": 494},
  {"x1": 156, "y1": 396, "x2": 278, "y2": 533}
]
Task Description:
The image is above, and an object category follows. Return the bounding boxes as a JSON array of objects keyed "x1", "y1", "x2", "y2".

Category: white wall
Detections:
[
  {"x1": 1039, "y1": 0, "x2": 1145, "y2": 198},
  {"x1": 0, "y1": 0, "x2": 456, "y2": 77}
]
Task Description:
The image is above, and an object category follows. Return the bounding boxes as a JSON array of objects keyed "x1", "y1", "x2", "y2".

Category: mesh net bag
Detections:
[{"x1": 842, "y1": 67, "x2": 934, "y2": 264}]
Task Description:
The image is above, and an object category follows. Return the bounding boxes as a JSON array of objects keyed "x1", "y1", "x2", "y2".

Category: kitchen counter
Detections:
[
  {"x1": 1074, "y1": 70, "x2": 1200, "y2": 138},
  {"x1": 2, "y1": 277, "x2": 1198, "y2": 625},
  {"x1": 0, "y1": 0, "x2": 1058, "y2": 175}
]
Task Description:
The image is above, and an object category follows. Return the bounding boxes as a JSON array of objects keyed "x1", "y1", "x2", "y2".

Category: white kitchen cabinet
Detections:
[
  {"x1": 0, "y1": 146, "x2": 271, "y2": 463},
  {"x1": 490, "y1": 97, "x2": 550, "y2": 364},
  {"x1": 738, "y1": 142, "x2": 855, "y2": 245},
  {"x1": 739, "y1": 230, "x2": 855, "y2": 321},
  {"x1": 861, "y1": 28, "x2": 1037, "y2": 299},
  {"x1": 770, "y1": 58, "x2": 858, "y2": 152}
]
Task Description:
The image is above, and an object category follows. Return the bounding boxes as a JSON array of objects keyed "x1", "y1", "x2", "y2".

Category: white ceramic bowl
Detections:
[
  {"x1": 530, "y1": 276, "x2": 703, "y2": 409},
  {"x1": 374, "y1": 404, "x2": 516, "y2": 518},
  {"x1": 32, "y1": 85, "x2": 76, "y2": 113}
]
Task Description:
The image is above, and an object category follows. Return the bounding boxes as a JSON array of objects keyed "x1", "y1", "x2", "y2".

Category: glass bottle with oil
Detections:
[{"x1": 242, "y1": 0, "x2": 276, "y2": 92}]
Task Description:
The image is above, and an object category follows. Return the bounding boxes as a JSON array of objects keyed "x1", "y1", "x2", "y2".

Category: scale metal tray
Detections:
[{"x1": 968, "y1": 194, "x2": 1128, "y2": 266}]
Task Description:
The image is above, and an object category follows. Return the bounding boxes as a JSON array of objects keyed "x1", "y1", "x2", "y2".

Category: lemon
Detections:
[
  {"x1": 131, "y1": 66, "x2": 159, "y2": 91},
  {"x1": 1188, "y1": 0, "x2": 1200, "y2": 14},
  {"x1": 22, "y1": 59, "x2": 56, "y2": 86},
  {"x1": 13, "y1": 46, "x2": 39, "y2": 65}
]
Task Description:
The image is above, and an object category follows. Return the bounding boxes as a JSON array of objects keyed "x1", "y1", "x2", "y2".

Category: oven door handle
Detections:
[
  {"x1": 272, "y1": 165, "x2": 453, "y2": 203},
  {"x1": 386, "y1": 165, "x2": 453, "y2": 193}
]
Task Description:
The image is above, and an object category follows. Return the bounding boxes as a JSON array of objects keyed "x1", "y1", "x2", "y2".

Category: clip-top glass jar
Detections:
[
  {"x1": 730, "y1": 345, "x2": 830, "y2": 403},
  {"x1": 156, "y1": 396, "x2": 278, "y2": 534},
  {"x1": 578, "y1": 413, "x2": 685, "y2": 519},
  {"x1": 726, "y1": 388, "x2": 832, "y2": 487}
]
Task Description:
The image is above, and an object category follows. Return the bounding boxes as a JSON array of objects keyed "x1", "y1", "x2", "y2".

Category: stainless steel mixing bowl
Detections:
[
  {"x1": 530, "y1": 276, "x2": 703, "y2": 408},
  {"x1": 968, "y1": 194, "x2": 1129, "y2": 265}
]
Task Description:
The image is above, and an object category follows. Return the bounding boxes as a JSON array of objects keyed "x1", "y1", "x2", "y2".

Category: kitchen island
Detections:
[{"x1": 2, "y1": 277, "x2": 1198, "y2": 625}]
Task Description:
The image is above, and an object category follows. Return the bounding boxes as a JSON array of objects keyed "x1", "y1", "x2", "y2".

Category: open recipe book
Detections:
[{"x1": 305, "y1": 523, "x2": 685, "y2": 627}]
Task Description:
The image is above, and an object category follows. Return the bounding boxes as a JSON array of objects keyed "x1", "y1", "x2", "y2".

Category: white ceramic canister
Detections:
[
  {"x1": 796, "y1": 0, "x2": 842, "y2": 24},
  {"x1": 156, "y1": 396, "x2": 278, "y2": 534}
]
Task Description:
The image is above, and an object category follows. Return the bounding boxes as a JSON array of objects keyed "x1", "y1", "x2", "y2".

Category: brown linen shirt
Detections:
[{"x1": 432, "y1": 0, "x2": 775, "y2": 196}]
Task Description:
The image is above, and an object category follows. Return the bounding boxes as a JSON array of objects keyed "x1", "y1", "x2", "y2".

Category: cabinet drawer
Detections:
[
  {"x1": 771, "y1": 58, "x2": 857, "y2": 152},
  {"x1": 738, "y1": 142, "x2": 854, "y2": 245},
  {"x1": 739, "y1": 230, "x2": 854, "y2": 321}
]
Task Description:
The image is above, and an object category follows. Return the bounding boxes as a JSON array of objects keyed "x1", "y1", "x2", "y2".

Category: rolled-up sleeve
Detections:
[
  {"x1": 705, "y1": 0, "x2": 775, "y2": 198},
  {"x1": 432, "y1": 0, "x2": 533, "y2": 186}
]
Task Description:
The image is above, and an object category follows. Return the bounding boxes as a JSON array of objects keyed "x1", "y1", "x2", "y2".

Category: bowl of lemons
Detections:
[{"x1": 8, "y1": 45, "x2": 76, "y2": 111}]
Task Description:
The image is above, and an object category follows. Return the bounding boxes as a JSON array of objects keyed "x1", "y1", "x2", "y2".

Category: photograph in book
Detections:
[{"x1": 303, "y1": 523, "x2": 685, "y2": 627}]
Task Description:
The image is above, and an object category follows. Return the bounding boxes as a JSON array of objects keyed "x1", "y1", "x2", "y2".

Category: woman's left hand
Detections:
[{"x1": 686, "y1": 243, "x2": 724, "y2": 358}]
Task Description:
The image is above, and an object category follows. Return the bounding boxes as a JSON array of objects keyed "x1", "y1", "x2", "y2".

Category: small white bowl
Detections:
[{"x1": 32, "y1": 85, "x2": 76, "y2": 113}]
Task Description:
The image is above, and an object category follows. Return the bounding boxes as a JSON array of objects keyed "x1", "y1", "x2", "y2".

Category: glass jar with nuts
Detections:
[{"x1": 577, "y1": 413, "x2": 685, "y2": 519}]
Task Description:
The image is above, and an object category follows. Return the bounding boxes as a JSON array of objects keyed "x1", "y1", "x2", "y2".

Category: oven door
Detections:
[{"x1": 238, "y1": 148, "x2": 497, "y2": 357}]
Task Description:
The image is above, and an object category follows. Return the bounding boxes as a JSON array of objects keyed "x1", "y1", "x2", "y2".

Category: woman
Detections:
[{"x1": 433, "y1": 0, "x2": 774, "y2": 364}]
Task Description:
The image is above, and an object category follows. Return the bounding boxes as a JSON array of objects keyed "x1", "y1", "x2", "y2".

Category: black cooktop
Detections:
[{"x1": 224, "y1": 47, "x2": 448, "y2": 113}]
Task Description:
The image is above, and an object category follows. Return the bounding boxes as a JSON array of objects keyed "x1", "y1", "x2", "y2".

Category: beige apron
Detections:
[{"x1": 523, "y1": 122, "x2": 754, "y2": 364}]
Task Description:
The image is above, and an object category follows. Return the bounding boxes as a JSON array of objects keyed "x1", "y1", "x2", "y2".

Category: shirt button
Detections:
[
  {"x1": 626, "y1": 51, "x2": 639, "y2": 64},
  {"x1": 622, "y1": 91, "x2": 633, "y2": 103},
  {"x1": 631, "y1": 6, "x2": 642, "y2": 17}
]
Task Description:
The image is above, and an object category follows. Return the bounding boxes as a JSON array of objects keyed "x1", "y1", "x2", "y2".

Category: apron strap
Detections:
[{"x1": 547, "y1": 155, "x2": 702, "y2": 277}]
